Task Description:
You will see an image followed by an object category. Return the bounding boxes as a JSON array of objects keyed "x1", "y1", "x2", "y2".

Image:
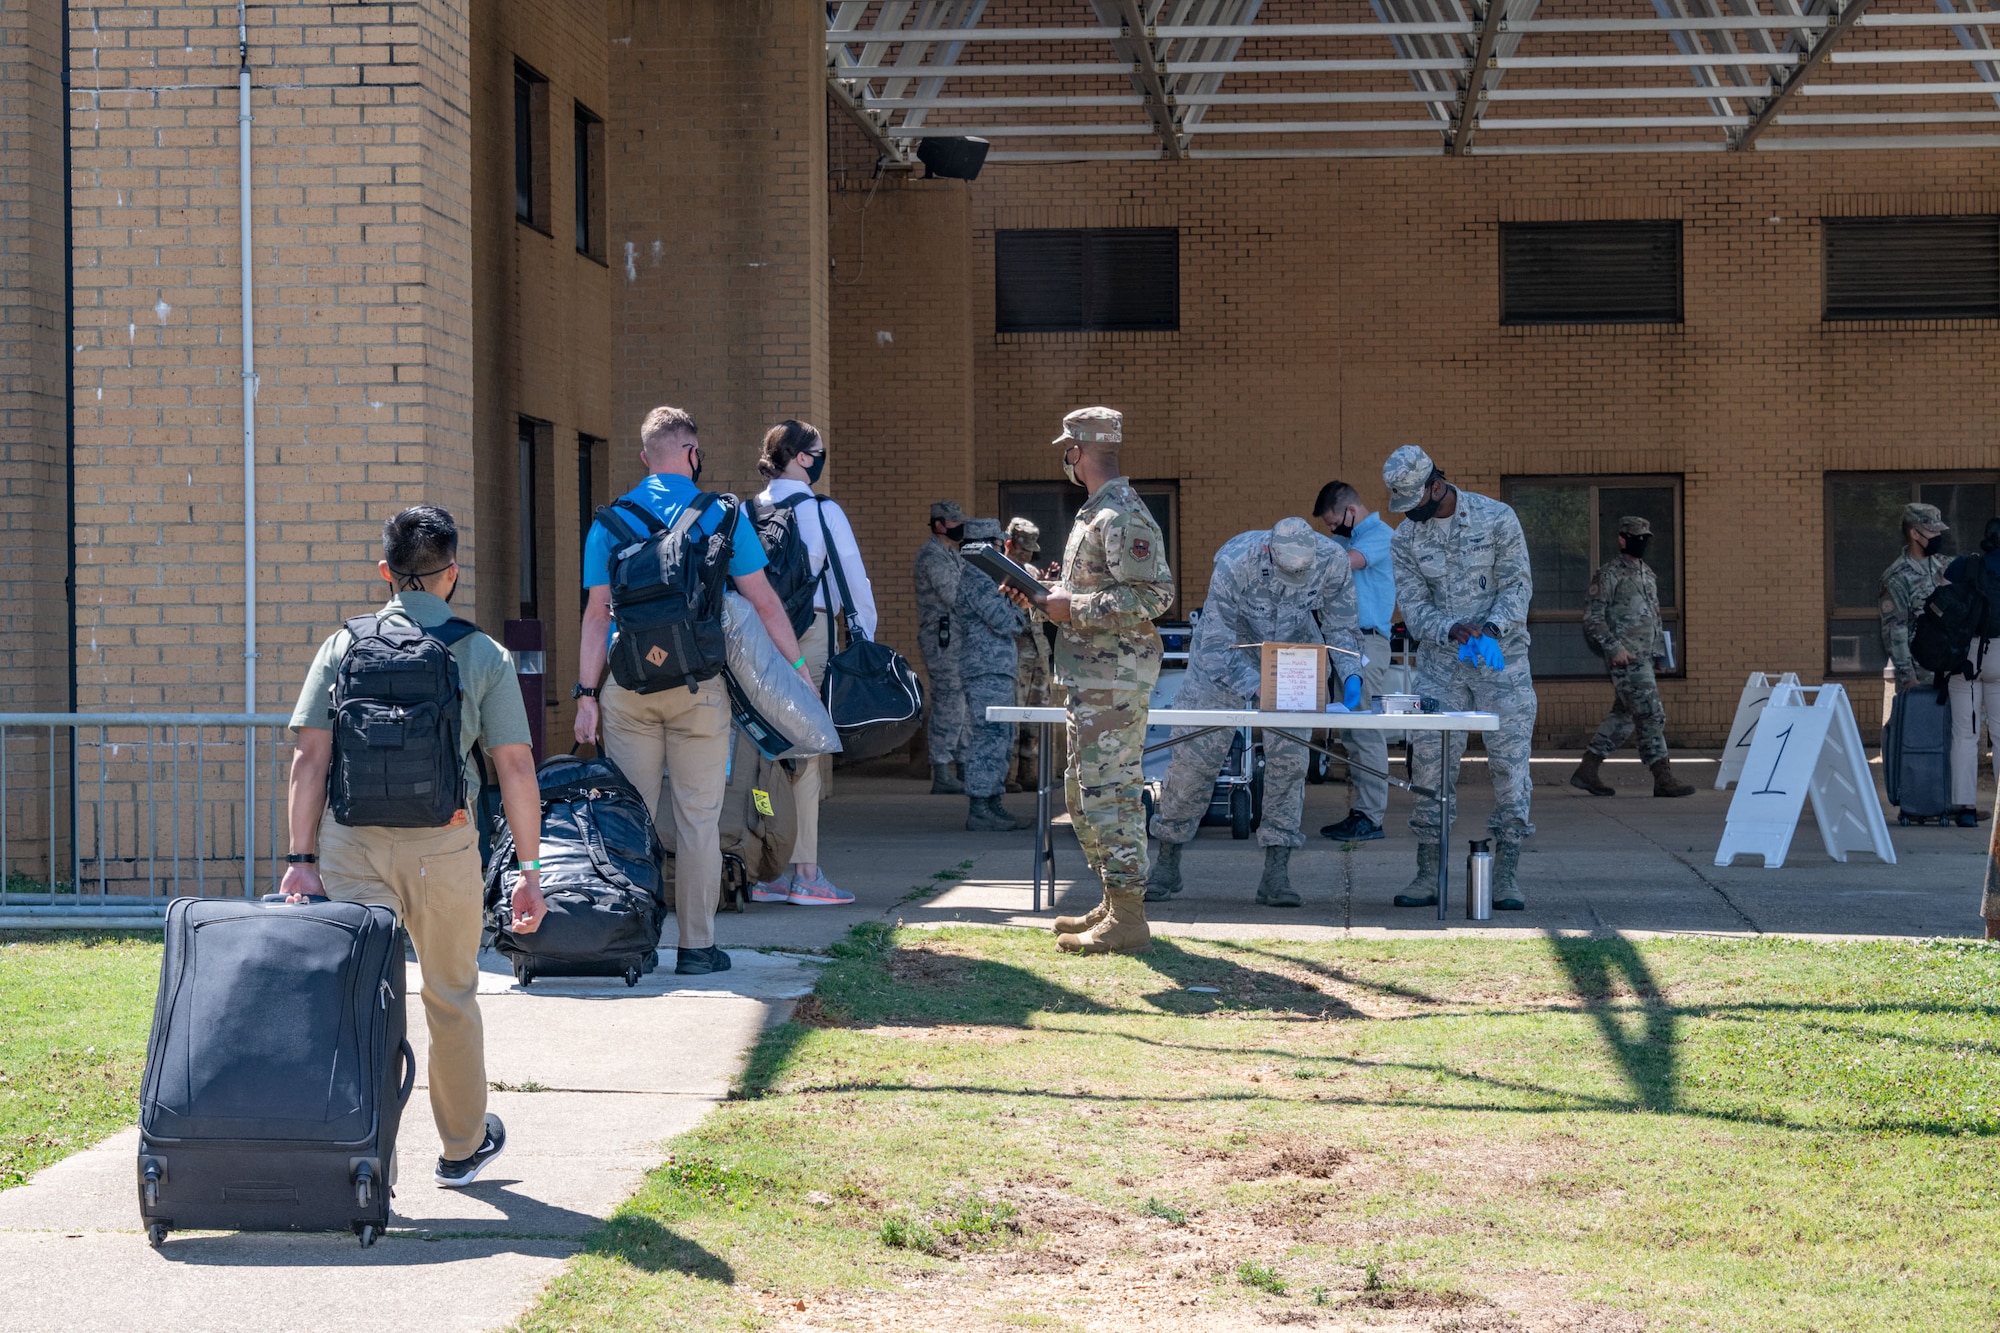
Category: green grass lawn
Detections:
[
  {"x1": 0, "y1": 932, "x2": 161, "y2": 1191},
  {"x1": 520, "y1": 926, "x2": 2000, "y2": 1333}
]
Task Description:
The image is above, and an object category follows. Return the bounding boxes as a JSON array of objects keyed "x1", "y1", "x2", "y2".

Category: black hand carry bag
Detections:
[
  {"x1": 485, "y1": 750, "x2": 668, "y2": 987},
  {"x1": 815, "y1": 503, "x2": 926, "y2": 763},
  {"x1": 1882, "y1": 684, "x2": 1953, "y2": 823},
  {"x1": 137, "y1": 897, "x2": 414, "y2": 1248}
]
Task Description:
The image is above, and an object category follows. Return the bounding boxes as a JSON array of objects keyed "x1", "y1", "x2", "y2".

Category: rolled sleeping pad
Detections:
[{"x1": 721, "y1": 591, "x2": 842, "y2": 760}]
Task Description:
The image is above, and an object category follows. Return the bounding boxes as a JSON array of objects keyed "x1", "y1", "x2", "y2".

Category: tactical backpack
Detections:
[
  {"x1": 749, "y1": 493, "x2": 819, "y2": 637},
  {"x1": 1912, "y1": 564, "x2": 1998, "y2": 680},
  {"x1": 327, "y1": 614, "x2": 477, "y2": 828},
  {"x1": 597, "y1": 493, "x2": 735, "y2": 695}
]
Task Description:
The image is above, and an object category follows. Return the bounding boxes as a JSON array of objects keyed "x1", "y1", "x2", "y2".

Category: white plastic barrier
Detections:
[{"x1": 1714, "y1": 682, "x2": 1895, "y2": 869}]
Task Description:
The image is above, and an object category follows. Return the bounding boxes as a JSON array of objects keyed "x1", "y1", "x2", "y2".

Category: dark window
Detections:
[
  {"x1": 998, "y1": 480, "x2": 1180, "y2": 616},
  {"x1": 1824, "y1": 473, "x2": 1999, "y2": 675},
  {"x1": 996, "y1": 228, "x2": 1179, "y2": 333},
  {"x1": 577, "y1": 433, "x2": 603, "y2": 583},
  {"x1": 517, "y1": 419, "x2": 542, "y2": 620},
  {"x1": 513, "y1": 62, "x2": 548, "y2": 231},
  {"x1": 1823, "y1": 216, "x2": 2000, "y2": 320},
  {"x1": 1501, "y1": 221, "x2": 1682, "y2": 325},
  {"x1": 1502, "y1": 476, "x2": 1682, "y2": 679},
  {"x1": 574, "y1": 104, "x2": 603, "y2": 261}
]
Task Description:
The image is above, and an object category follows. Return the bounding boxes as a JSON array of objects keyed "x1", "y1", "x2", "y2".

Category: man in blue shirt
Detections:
[
  {"x1": 1314, "y1": 480, "x2": 1395, "y2": 842},
  {"x1": 571, "y1": 405, "x2": 811, "y2": 975}
]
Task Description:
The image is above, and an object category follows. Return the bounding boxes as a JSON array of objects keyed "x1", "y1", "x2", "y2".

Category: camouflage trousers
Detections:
[
  {"x1": 962, "y1": 672, "x2": 1020, "y2": 799},
  {"x1": 918, "y1": 630, "x2": 967, "y2": 766},
  {"x1": 1013, "y1": 639, "x2": 1053, "y2": 782},
  {"x1": 1065, "y1": 686, "x2": 1151, "y2": 899},
  {"x1": 1586, "y1": 659, "x2": 1668, "y2": 766},
  {"x1": 1149, "y1": 672, "x2": 1310, "y2": 850},
  {"x1": 1408, "y1": 655, "x2": 1537, "y2": 844}
]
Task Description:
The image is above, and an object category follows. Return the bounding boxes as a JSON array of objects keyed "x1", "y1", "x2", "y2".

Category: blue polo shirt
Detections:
[
  {"x1": 1333, "y1": 512, "x2": 1396, "y2": 638},
  {"x1": 584, "y1": 473, "x2": 766, "y2": 647}
]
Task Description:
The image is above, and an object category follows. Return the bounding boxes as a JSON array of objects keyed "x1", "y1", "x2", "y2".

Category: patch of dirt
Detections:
[
  {"x1": 850, "y1": 1023, "x2": 1018, "y2": 1043},
  {"x1": 887, "y1": 942, "x2": 982, "y2": 987},
  {"x1": 789, "y1": 995, "x2": 844, "y2": 1028},
  {"x1": 1266, "y1": 1143, "x2": 1352, "y2": 1178},
  {"x1": 1350, "y1": 1286, "x2": 1485, "y2": 1311}
]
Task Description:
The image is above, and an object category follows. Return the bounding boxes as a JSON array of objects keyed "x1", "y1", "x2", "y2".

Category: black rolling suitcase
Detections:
[
  {"x1": 137, "y1": 897, "x2": 413, "y2": 1248},
  {"x1": 1883, "y1": 685, "x2": 1952, "y2": 824},
  {"x1": 485, "y1": 750, "x2": 669, "y2": 987}
]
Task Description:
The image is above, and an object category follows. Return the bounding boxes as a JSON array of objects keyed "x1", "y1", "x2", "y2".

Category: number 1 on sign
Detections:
[{"x1": 1752, "y1": 724, "x2": 1793, "y2": 796}]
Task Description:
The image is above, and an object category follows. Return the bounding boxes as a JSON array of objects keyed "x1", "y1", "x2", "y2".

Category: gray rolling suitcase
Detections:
[
  {"x1": 137, "y1": 897, "x2": 414, "y2": 1247},
  {"x1": 1883, "y1": 686, "x2": 1952, "y2": 824}
]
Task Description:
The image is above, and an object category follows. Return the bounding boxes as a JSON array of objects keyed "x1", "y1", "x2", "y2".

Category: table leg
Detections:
[
  {"x1": 1436, "y1": 730, "x2": 1453, "y2": 923},
  {"x1": 1035, "y1": 720, "x2": 1054, "y2": 913}
]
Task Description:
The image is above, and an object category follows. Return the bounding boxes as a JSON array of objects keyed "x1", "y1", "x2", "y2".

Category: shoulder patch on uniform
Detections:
[{"x1": 1131, "y1": 537, "x2": 1150, "y2": 562}]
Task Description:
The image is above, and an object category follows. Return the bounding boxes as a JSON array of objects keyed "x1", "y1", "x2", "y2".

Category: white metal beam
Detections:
[{"x1": 1736, "y1": 0, "x2": 1877, "y2": 147}]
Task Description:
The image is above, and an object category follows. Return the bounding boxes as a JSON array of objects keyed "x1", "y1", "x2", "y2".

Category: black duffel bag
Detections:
[
  {"x1": 815, "y1": 506, "x2": 925, "y2": 763},
  {"x1": 484, "y1": 750, "x2": 668, "y2": 988}
]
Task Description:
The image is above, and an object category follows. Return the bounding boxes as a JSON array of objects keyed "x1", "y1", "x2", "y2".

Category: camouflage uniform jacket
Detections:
[
  {"x1": 912, "y1": 535, "x2": 962, "y2": 643},
  {"x1": 1016, "y1": 621, "x2": 1054, "y2": 703},
  {"x1": 1879, "y1": 551, "x2": 1948, "y2": 686},
  {"x1": 954, "y1": 564, "x2": 1027, "y2": 680},
  {"x1": 1582, "y1": 555, "x2": 1664, "y2": 662},
  {"x1": 1188, "y1": 529, "x2": 1362, "y2": 702},
  {"x1": 1054, "y1": 477, "x2": 1175, "y2": 691},
  {"x1": 1389, "y1": 489, "x2": 1533, "y2": 662}
]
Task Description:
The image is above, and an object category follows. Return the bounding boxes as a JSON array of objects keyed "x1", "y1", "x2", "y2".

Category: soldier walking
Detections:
[
  {"x1": 1146, "y1": 518, "x2": 1361, "y2": 908},
  {"x1": 1879, "y1": 502, "x2": 1951, "y2": 691},
  {"x1": 1004, "y1": 517, "x2": 1055, "y2": 792},
  {"x1": 956, "y1": 517, "x2": 1032, "y2": 832},
  {"x1": 1002, "y1": 407, "x2": 1173, "y2": 955},
  {"x1": 1383, "y1": 447, "x2": 1537, "y2": 912},
  {"x1": 1569, "y1": 516, "x2": 1696, "y2": 798},
  {"x1": 913, "y1": 500, "x2": 968, "y2": 793}
]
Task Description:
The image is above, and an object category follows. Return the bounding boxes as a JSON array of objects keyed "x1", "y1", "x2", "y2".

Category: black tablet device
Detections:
[{"x1": 962, "y1": 542, "x2": 1050, "y2": 605}]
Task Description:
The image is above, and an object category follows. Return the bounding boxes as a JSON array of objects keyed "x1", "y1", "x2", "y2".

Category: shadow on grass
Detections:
[
  {"x1": 1131, "y1": 938, "x2": 1368, "y2": 1020},
  {"x1": 586, "y1": 1212, "x2": 735, "y2": 1281},
  {"x1": 1545, "y1": 932, "x2": 1677, "y2": 1112}
]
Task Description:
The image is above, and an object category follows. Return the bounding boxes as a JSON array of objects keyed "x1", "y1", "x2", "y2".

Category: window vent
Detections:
[
  {"x1": 1501, "y1": 221, "x2": 1682, "y2": 325},
  {"x1": 1823, "y1": 215, "x2": 2000, "y2": 321},
  {"x1": 996, "y1": 228, "x2": 1179, "y2": 333}
]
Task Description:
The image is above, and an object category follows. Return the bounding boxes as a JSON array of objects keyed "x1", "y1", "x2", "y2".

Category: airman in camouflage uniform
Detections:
[
  {"x1": 1005, "y1": 517, "x2": 1055, "y2": 791},
  {"x1": 1009, "y1": 407, "x2": 1173, "y2": 955},
  {"x1": 1879, "y1": 502, "x2": 1951, "y2": 690},
  {"x1": 1571, "y1": 516, "x2": 1696, "y2": 799},
  {"x1": 956, "y1": 518, "x2": 1032, "y2": 832},
  {"x1": 1147, "y1": 518, "x2": 1361, "y2": 909},
  {"x1": 1383, "y1": 446, "x2": 1537, "y2": 911},
  {"x1": 913, "y1": 500, "x2": 967, "y2": 793}
]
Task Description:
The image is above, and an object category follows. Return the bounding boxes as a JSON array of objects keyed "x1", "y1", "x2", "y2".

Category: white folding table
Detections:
[{"x1": 986, "y1": 705, "x2": 1499, "y2": 921}]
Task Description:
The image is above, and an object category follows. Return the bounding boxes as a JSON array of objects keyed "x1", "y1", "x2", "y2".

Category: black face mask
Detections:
[
  {"x1": 1330, "y1": 517, "x2": 1355, "y2": 540},
  {"x1": 1922, "y1": 533, "x2": 1946, "y2": 557},
  {"x1": 944, "y1": 524, "x2": 966, "y2": 543},
  {"x1": 686, "y1": 445, "x2": 704, "y2": 487},
  {"x1": 1623, "y1": 535, "x2": 1651, "y2": 559},
  {"x1": 1404, "y1": 487, "x2": 1445, "y2": 524},
  {"x1": 802, "y1": 450, "x2": 826, "y2": 485}
]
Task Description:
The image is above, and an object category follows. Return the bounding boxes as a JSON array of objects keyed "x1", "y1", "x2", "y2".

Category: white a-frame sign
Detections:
[
  {"x1": 1715, "y1": 682, "x2": 1896, "y2": 869},
  {"x1": 1715, "y1": 672, "x2": 1802, "y2": 789}
]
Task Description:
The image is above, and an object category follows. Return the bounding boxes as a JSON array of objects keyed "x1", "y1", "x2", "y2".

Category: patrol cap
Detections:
[
  {"x1": 930, "y1": 500, "x2": 965, "y2": 524},
  {"x1": 1382, "y1": 445, "x2": 1438, "y2": 513},
  {"x1": 1904, "y1": 502, "x2": 1948, "y2": 532},
  {"x1": 1054, "y1": 406, "x2": 1122, "y2": 448},
  {"x1": 1005, "y1": 516, "x2": 1041, "y2": 553},
  {"x1": 1617, "y1": 515, "x2": 1652, "y2": 537},
  {"x1": 962, "y1": 517, "x2": 1005, "y2": 542},
  {"x1": 1268, "y1": 517, "x2": 1318, "y2": 584}
]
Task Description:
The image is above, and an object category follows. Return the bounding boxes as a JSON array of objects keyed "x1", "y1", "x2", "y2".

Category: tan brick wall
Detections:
[{"x1": 67, "y1": 0, "x2": 474, "y2": 714}]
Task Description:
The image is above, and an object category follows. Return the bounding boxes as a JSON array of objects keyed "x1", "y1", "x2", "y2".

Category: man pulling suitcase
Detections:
[{"x1": 281, "y1": 505, "x2": 548, "y2": 1188}]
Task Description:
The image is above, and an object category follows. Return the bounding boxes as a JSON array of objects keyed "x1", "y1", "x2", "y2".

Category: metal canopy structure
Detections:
[{"x1": 826, "y1": 0, "x2": 2000, "y2": 161}]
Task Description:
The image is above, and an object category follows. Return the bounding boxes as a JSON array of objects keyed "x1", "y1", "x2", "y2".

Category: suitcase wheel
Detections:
[
  {"x1": 357, "y1": 1224, "x2": 379, "y2": 1248},
  {"x1": 146, "y1": 1222, "x2": 169, "y2": 1249},
  {"x1": 513, "y1": 959, "x2": 534, "y2": 986},
  {"x1": 1898, "y1": 814, "x2": 1913, "y2": 826},
  {"x1": 624, "y1": 966, "x2": 641, "y2": 988}
]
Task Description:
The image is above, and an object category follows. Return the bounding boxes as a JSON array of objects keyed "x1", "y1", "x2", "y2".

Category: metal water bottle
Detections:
[{"x1": 1466, "y1": 839, "x2": 1493, "y2": 921}]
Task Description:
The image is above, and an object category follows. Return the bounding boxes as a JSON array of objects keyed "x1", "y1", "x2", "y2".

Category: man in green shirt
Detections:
[{"x1": 281, "y1": 505, "x2": 547, "y2": 1190}]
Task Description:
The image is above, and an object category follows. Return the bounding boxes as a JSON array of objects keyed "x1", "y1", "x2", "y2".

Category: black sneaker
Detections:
[
  {"x1": 434, "y1": 1113, "x2": 506, "y2": 1188},
  {"x1": 1320, "y1": 809, "x2": 1385, "y2": 842},
  {"x1": 675, "y1": 946, "x2": 733, "y2": 975}
]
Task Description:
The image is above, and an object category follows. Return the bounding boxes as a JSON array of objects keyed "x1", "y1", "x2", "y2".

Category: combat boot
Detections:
[
  {"x1": 1493, "y1": 839, "x2": 1525, "y2": 911},
  {"x1": 966, "y1": 795, "x2": 1030, "y2": 832},
  {"x1": 1650, "y1": 757, "x2": 1695, "y2": 798},
  {"x1": 1057, "y1": 890, "x2": 1152, "y2": 955},
  {"x1": 1392, "y1": 841, "x2": 1441, "y2": 907},
  {"x1": 1254, "y1": 846, "x2": 1300, "y2": 908},
  {"x1": 930, "y1": 763, "x2": 964, "y2": 795},
  {"x1": 1052, "y1": 897, "x2": 1108, "y2": 935},
  {"x1": 1568, "y1": 752, "x2": 1615, "y2": 796},
  {"x1": 1144, "y1": 839, "x2": 1184, "y2": 902}
]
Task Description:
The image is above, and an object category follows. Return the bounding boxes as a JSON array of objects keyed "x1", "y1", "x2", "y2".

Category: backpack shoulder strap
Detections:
[
  {"x1": 343, "y1": 614, "x2": 381, "y2": 641},
  {"x1": 597, "y1": 499, "x2": 661, "y2": 548},
  {"x1": 669, "y1": 490, "x2": 720, "y2": 542},
  {"x1": 815, "y1": 501, "x2": 865, "y2": 640},
  {"x1": 427, "y1": 618, "x2": 479, "y2": 647}
]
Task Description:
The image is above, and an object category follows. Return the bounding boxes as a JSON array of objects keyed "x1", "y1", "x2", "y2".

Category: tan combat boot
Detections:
[
  {"x1": 1568, "y1": 751, "x2": 1615, "y2": 796},
  {"x1": 1650, "y1": 757, "x2": 1696, "y2": 798},
  {"x1": 1052, "y1": 897, "x2": 1108, "y2": 935},
  {"x1": 1057, "y1": 890, "x2": 1152, "y2": 955}
]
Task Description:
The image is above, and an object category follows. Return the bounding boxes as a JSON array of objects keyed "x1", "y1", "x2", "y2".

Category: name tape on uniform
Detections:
[{"x1": 1714, "y1": 682, "x2": 1896, "y2": 870}]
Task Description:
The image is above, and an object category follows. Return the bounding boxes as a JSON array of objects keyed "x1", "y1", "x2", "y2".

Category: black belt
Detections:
[{"x1": 1362, "y1": 628, "x2": 1387, "y2": 637}]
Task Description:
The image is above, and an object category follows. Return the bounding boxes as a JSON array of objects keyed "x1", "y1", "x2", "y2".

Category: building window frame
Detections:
[
  {"x1": 1500, "y1": 474, "x2": 1685, "y2": 681},
  {"x1": 574, "y1": 103, "x2": 605, "y2": 263},
  {"x1": 514, "y1": 61, "x2": 550, "y2": 234},
  {"x1": 577, "y1": 432, "x2": 604, "y2": 585},
  {"x1": 997, "y1": 479, "x2": 1180, "y2": 618},
  {"x1": 1823, "y1": 470, "x2": 2000, "y2": 678},
  {"x1": 994, "y1": 227, "x2": 1180, "y2": 334},
  {"x1": 1822, "y1": 215, "x2": 2000, "y2": 322},
  {"x1": 516, "y1": 417, "x2": 552, "y2": 621},
  {"x1": 1499, "y1": 220, "x2": 1684, "y2": 326}
]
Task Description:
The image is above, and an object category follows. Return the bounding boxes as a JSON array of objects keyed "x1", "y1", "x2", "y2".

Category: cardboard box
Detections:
[{"x1": 1258, "y1": 642, "x2": 1329, "y2": 713}]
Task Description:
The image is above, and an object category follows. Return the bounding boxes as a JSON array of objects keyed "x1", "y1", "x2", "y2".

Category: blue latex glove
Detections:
[
  {"x1": 1480, "y1": 636, "x2": 1506, "y2": 670},
  {"x1": 1342, "y1": 674, "x2": 1363, "y2": 709},
  {"x1": 1457, "y1": 638, "x2": 1480, "y2": 665}
]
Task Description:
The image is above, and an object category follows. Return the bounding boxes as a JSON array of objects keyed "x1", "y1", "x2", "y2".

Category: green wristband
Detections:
[
  {"x1": 791, "y1": 656, "x2": 807, "y2": 670},
  {"x1": 515, "y1": 860, "x2": 540, "y2": 872}
]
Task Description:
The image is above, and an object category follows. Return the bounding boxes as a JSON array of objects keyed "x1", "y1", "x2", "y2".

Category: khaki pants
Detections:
[
  {"x1": 601, "y1": 676, "x2": 729, "y2": 949},
  {"x1": 791, "y1": 612, "x2": 831, "y2": 866},
  {"x1": 318, "y1": 814, "x2": 487, "y2": 1162}
]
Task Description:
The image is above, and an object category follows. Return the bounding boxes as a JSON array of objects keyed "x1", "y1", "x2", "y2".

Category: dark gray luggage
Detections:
[
  {"x1": 1883, "y1": 686, "x2": 1952, "y2": 824},
  {"x1": 137, "y1": 897, "x2": 414, "y2": 1248}
]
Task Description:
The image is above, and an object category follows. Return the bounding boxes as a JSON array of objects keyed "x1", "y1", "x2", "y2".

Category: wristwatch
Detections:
[
  {"x1": 571, "y1": 683, "x2": 598, "y2": 700},
  {"x1": 286, "y1": 853, "x2": 317, "y2": 865}
]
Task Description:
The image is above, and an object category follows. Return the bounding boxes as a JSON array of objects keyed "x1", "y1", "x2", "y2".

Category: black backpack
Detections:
[
  {"x1": 327, "y1": 614, "x2": 476, "y2": 828},
  {"x1": 750, "y1": 493, "x2": 819, "y2": 637},
  {"x1": 597, "y1": 493, "x2": 734, "y2": 695},
  {"x1": 1912, "y1": 565, "x2": 1998, "y2": 680}
]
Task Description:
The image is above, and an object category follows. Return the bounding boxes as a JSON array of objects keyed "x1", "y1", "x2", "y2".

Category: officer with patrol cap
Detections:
[
  {"x1": 1002, "y1": 407, "x2": 1174, "y2": 954},
  {"x1": 913, "y1": 500, "x2": 968, "y2": 793},
  {"x1": 1571, "y1": 515, "x2": 1696, "y2": 798},
  {"x1": 1383, "y1": 445, "x2": 1537, "y2": 911}
]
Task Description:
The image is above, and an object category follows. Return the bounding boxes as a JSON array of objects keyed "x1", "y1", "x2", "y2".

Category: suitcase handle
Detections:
[{"x1": 397, "y1": 1038, "x2": 416, "y2": 1107}]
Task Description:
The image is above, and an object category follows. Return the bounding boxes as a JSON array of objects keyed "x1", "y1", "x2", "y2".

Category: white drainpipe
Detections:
[{"x1": 238, "y1": 0, "x2": 260, "y2": 887}]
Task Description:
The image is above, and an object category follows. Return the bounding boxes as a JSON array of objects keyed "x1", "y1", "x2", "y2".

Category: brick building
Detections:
[{"x1": 4, "y1": 0, "x2": 1999, "y2": 754}]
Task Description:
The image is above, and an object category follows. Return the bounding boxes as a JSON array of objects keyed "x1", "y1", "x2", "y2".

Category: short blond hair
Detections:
[{"x1": 639, "y1": 405, "x2": 698, "y2": 456}]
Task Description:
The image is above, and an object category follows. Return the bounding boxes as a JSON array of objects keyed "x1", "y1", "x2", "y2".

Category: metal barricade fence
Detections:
[{"x1": 0, "y1": 715, "x2": 296, "y2": 924}]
